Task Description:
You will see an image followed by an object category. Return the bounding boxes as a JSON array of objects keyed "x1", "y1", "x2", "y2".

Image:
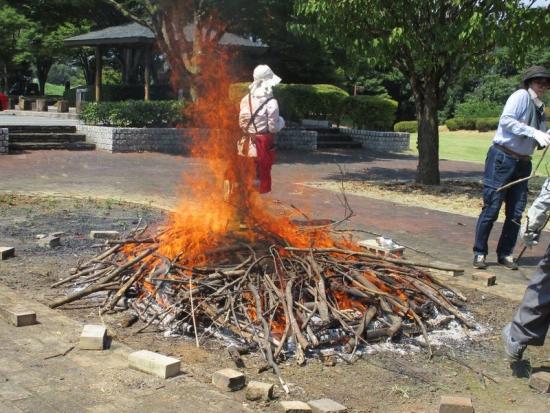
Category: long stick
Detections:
[
  {"x1": 497, "y1": 146, "x2": 549, "y2": 192},
  {"x1": 189, "y1": 275, "x2": 200, "y2": 347},
  {"x1": 49, "y1": 246, "x2": 158, "y2": 308}
]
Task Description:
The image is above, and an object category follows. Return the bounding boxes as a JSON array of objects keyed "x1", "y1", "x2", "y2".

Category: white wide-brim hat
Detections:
[{"x1": 250, "y1": 65, "x2": 282, "y2": 91}]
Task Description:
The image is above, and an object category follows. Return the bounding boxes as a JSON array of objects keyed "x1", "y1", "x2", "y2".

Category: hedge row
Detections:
[
  {"x1": 446, "y1": 117, "x2": 500, "y2": 132},
  {"x1": 79, "y1": 100, "x2": 186, "y2": 128},
  {"x1": 230, "y1": 83, "x2": 397, "y2": 131}
]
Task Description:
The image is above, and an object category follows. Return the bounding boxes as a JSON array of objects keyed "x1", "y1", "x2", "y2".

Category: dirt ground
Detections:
[
  {"x1": 307, "y1": 176, "x2": 548, "y2": 219},
  {"x1": 1, "y1": 195, "x2": 549, "y2": 413}
]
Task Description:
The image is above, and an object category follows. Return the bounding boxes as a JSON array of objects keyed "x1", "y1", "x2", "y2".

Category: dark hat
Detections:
[{"x1": 523, "y1": 66, "x2": 550, "y2": 83}]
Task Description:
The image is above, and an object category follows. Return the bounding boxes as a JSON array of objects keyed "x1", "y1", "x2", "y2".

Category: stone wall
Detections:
[
  {"x1": 341, "y1": 128, "x2": 409, "y2": 152},
  {"x1": 0, "y1": 128, "x2": 8, "y2": 154},
  {"x1": 276, "y1": 129, "x2": 317, "y2": 150},
  {"x1": 77, "y1": 125, "x2": 203, "y2": 154}
]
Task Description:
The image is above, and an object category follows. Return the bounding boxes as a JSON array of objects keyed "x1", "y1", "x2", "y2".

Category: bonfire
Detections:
[{"x1": 48, "y1": 35, "x2": 473, "y2": 392}]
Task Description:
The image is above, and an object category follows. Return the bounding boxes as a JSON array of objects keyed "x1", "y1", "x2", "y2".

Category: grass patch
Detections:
[
  {"x1": 45, "y1": 83, "x2": 65, "y2": 96},
  {"x1": 408, "y1": 130, "x2": 546, "y2": 166}
]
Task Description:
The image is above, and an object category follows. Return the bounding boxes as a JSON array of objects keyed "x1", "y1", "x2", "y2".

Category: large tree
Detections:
[{"x1": 296, "y1": 1, "x2": 540, "y2": 184}]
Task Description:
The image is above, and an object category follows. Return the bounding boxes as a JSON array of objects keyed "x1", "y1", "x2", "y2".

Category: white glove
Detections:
[
  {"x1": 533, "y1": 130, "x2": 550, "y2": 147},
  {"x1": 520, "y1": 222, "x2": 539, "y2": 247},
  {"x1": 276, "y1": 116, "x2": 285, "y2": 132}
]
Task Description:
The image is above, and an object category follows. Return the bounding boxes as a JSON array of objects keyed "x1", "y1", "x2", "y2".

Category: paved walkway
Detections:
[
  {"x1": 0, "y1": 148, "x2": 545, "y2": 301},
  {"x1": 0, "y1": 113, "x2": 78, "y2": 126},
  {"x1": 0, "y1": 284, "x2": 252, "y2": 413}
]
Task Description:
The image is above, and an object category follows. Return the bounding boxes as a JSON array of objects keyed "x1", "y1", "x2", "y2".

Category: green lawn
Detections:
[
  {"x1": 45, "y1": 83, "x2": 65, "y2": 96},
  {"x1": 408, "y1": 130, "x2": 546, "y2": 166}
]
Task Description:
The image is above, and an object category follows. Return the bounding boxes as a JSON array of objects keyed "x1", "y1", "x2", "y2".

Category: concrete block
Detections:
[
  {"x1": 38, "y1": 236, "x2": 60, "y2": 248},
  {"x1": 90, "y1": 230, "x2": 120, "y2": 240},
  {"x1": 211, "y1": 368, "x2": 245, "y2": 391},
  {"x1": 529, "y1": 371, "x2": 550, "y2": 393},
  {"x1": 438, "y1": 396, "x2": 474, "y2": 413},
  {"x1": 307, "y1": 398, "x2": 347, "y2": 413},
  {"x1": 246, "y1": 381, "x2": 273, "y2": 401},
  {"x1": 428, "y1": 261, "x2": 464, "y2": 277},
  {"x1": 471, "y1": 271, "x2": 496, "y2": 286},
  {"x1": 79, "y1": 325, "x2": 107, "y2": 350},
  {"x1": 280, "y1": 401, "x2": 312, "y2": 413},
  {"x1": 0, "y1": 247, "x2": 15, "y2": 260},
  {"x1": 128, "y1": 350, "x2": 180, "y2": 379},
  {"x1": 0, "y1": 307, "x2": 37, "y2": 327}
]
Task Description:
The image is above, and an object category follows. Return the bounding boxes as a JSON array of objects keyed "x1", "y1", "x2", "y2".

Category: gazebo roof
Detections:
[{"x1": 64, "y1": 22, "x2": 266, "y2": 48}]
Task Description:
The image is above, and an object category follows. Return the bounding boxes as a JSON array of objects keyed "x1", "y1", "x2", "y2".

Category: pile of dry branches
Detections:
[{"x1": 49, "y1": 225, "x2": 472, "y2": 390}]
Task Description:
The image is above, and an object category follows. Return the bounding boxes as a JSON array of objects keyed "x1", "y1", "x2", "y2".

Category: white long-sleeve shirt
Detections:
[
  {"x1": 493, "y1": 89, "x2": 547, "y2": 156},
  {"x1": 239, "y1": 93, "x2": 284, "y2": 134}
]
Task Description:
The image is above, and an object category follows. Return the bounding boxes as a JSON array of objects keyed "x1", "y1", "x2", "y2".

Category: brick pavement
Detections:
[{"x1": 0, "y1": 284, "x2": 252, "y2": 413}]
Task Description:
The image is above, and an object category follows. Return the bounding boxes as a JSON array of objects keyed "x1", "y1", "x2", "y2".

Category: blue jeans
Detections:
[{"x1": 473, "y1": 145, "x2": 532, "y2": 257}]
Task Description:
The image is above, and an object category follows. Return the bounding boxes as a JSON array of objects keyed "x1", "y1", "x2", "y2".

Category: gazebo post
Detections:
[
  {"x1": 144, "y1": 45, "x2": 152, "y2": 101},
  {"x1": 95, "y1": 46, "x2": 103, "y2": 102}
]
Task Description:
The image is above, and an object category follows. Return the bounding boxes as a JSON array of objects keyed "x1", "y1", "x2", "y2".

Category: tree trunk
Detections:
[
  {"x1": 414, "y1": 81, "x2": 440, "y2": 185},
  {"x1": 36, "y1": 60, "x2": 52, "y2": 96}
]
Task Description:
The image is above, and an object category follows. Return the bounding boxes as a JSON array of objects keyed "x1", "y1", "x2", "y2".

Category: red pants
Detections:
[
  {"x1": 255, "y1": 134, "x2": 275, "y2": 193},
  {"x1": 0, "y1": 93, "x2": 8, "y2": 111}
]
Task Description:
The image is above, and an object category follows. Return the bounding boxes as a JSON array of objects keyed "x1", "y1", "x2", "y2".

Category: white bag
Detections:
[{"x1": 237, "y1": 135, "x2": 257, "y2": 157}]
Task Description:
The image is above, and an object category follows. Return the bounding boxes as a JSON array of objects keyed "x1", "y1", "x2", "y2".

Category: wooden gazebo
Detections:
[{"x1": 64, "y1": 22, "x2": 266, "y2": 102}]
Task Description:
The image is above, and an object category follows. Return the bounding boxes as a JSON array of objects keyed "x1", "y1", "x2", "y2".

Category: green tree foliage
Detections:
[
  {"x1": 0, "y1": 2, "x2": 31, "y2": 92},
  {"x1": 296, "y1": 0, "x2": 539, "y2": 184}
]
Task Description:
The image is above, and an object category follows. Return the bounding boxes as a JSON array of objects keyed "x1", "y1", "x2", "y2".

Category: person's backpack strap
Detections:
[{"x1": 245, "y1": 94, "x2": 274, "y2": 134}]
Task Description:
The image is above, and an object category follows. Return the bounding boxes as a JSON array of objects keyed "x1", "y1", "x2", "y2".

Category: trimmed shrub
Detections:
[
  {"x1": 345, "y1": 95, "x2": 397, "y2": 130},
  {"x1": 229, "y1": 82, "x2": 396, "y2": 130},
  {"x1": 445, "y1": 117, "x2": 476, "y2": 131},
  {"x1": 455, "y1": 99, "x2": 501, "y2": 119},
  {"x1": 79, "y1": 100, "x2": 186, "y2": 128},
  {"x1": 475, "y1": 117, "x2": 500, "y2": 132},
  {"x1": 394, "y1": 120, "x2": 417, "y2": 133}
]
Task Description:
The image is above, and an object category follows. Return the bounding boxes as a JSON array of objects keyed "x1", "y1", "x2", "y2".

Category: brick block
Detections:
[
  {"x1": 79, "y1": 325, "x2": 107, "y2": 350},
  {"x1": 280, "y1": 401, "x2": 312, "y2": 413},
  {"x1": 529, "y1": 371, "x2": 550, "y2": 393},
  {"x1": 128, "y1": 350, "x2": 180, "y2": 379},
  {"x1": 438, "y1": 396, "x2": 474, "y2": 413},
  {"x1": 307, "y1": 398, "x2": 347, "y2": 413},
  {"x1": 246, "y1": 381, "x2": 273, "y2": 401},
  {"x1": 0, "y1": 307, "x2": 37, "y2": 327},
  {"x1": 211, "y1": 368, "x2": 245, "y2": 391},
  {"x1": 0, "y1": 247, "x2": 15, "y2": 260},
  {"x1": 38, "y1": 236, "x2": 60, "y2": 248},
  {"x1": 471, "y1": 271, "x2": 496, "y2": 286},
  {"x1": 428, "y1": 261, "x2": 464, "y2": 277},
  {"x1": 90, "y1": 230, "x2": 120, "y2": 240}
]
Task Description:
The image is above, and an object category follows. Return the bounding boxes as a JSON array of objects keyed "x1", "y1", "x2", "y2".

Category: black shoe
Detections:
[
  {"x1": 473, "y1": 254, "x2": 487, "y2": 269},
  {"x1": 498, "y1": 255, "x2": 518, "y2": 270}
]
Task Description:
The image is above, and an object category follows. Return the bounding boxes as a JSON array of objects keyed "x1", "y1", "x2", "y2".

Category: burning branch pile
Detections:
[{"x1": 49, "y1": 223, "x2": 473, "y2": 371}]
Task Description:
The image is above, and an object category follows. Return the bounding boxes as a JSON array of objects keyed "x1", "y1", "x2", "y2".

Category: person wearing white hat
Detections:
[{"x1": 238, "y1": 65, "x2": 285, "y2": 193}]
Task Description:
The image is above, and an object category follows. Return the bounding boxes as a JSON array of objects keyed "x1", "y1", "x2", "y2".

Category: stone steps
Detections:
[
  {"x1": 9, "y1": 141, "x2": 96, "y2": 151},
  {"x1": 6, "y1": 125, "x2": 76, "y2": 134},
  {"x1": 10, "y1": 133, "x2": 87, "y2": 143},
  {"x1": 4, "y1": 125, "x2": 95, "y2": 152},
  {"x1": 308, "y1": 127, "x2": 363, "y2": 149},
  {"x1": 317, "y1": 141, "x2": 362, "y2": 149}
]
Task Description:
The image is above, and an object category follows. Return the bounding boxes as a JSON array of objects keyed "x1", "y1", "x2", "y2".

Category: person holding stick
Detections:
[
  {"x1": 502, "y1": 177, "x2": 550, "y2": 361},
  {"x1": 473, "y1": 66, "x2": 550, "y2": 270}
]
